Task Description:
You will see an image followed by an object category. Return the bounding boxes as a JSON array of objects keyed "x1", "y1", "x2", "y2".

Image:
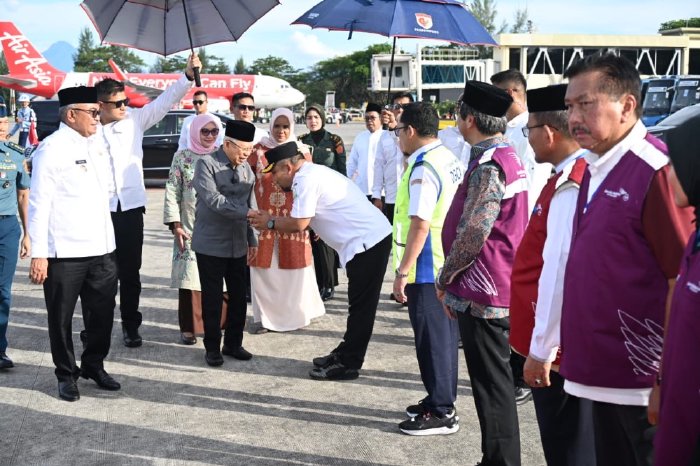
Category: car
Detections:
[
  {"x1": 30, "y1": 99, "x2": 60, "y2": 141},
  {"x1": 646, "y1": 103, "x2": 700, "y2": 142}
]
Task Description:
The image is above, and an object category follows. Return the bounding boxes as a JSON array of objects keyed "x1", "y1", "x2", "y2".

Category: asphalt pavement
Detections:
[{"x1": 0, "y1": 122, "x2": 546, "y2": 465}]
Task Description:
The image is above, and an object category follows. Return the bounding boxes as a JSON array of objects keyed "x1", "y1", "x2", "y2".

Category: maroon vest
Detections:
[
  {"x1": 509, "y1": 158, "x2": 587, "y2": 361},
  {"x1": 441, "y1": 144, "x2": 528, "y2": 307},
  {"x1": 655, "y1": 234, "x2": 700, "y2": 465},
  {"x1": 560, "y1": 148, "x2": 668, "y2": 389}
]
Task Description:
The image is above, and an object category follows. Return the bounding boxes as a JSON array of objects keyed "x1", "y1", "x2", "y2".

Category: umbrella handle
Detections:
[{"x1": 193, "y1": 66, "x2": 202, "y2": 87}]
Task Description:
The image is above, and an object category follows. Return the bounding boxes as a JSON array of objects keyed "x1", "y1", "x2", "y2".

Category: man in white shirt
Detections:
[
  {"x1": 29, "y1": 86, "x2": 120, "y2": 402},
  {"x1": 95, "y1": 53, "x2": 200, "y2": 348},
  {"x1": 491, "y1": 69, "x2": 549, "y2": 405},
  {"x1": 177, "y1": 90, "x2": 223, "y2": 151},
  {"x1": 373, "y1": 92, "x2": 413, "y2": 224},
  {"x1": 347, "y1": 103, "x2": 384, "y2": 199},
  {"x1": 248, "y1": 141, "x2": 392, "y2": 381},
  {"x1": 231, "y1": 92, "x2": 267, "y2": 145}
]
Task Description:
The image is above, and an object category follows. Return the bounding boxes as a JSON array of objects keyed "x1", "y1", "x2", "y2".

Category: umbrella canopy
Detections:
[
  {"x1": 81, "y1": 0, "x2": 280, "y2": 56},
  {"x1": 293, "y1": 0, "x2": 496, "y2": 47}
]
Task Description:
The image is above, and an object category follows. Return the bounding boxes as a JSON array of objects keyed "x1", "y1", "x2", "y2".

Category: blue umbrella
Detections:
[{"x1": 293, "y1": 0, "x2": 497, "y2": 98}]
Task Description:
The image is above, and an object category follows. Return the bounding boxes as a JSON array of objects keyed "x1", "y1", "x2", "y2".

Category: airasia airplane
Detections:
[{"x1": 0, "y1": 21, "x2": 305, "y2": 109}]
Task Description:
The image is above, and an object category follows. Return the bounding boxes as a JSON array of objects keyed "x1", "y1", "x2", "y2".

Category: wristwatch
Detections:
[
  {"x1": 266, "y1": 218, "x2": 275, "y2": 230},
  {"x1": 395, "y1": 268, "x2": 409, "y2": 278}
]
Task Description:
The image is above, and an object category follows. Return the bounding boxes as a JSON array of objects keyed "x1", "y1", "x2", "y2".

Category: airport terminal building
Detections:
[{"x1": 370, "y1": 27, "x2": 700, "y2": 101}]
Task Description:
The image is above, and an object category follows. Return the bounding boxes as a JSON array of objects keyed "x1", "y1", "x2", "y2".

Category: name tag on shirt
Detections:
[{"x1": 75, "y1": 159, "x2": 88, "y2": 172}]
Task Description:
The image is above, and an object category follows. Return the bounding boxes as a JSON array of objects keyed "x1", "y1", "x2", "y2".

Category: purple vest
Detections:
[
  {"x1": 655, "y1": 235, "x2": 700, "y2": 465},
  {"x1": 560, "y1": 149, "x2": 668, "y2": 389},
  {"x1": 441, "y1": 144, "x2": 528, "y2": 307}
]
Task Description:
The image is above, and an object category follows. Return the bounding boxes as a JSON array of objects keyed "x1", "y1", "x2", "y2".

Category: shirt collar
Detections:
[
  {"x1": 507, "y1": 111, "x2": 528, "y2": 128},
  {"x1": 407, "y1": 140, "x2": 442, "y2": 164},
  {"x1": 584, "y1": 120, "x2": 646, "y2": 178},
  {"x1": 555, "y1": 148, "x2": 588, "y2": 173}
]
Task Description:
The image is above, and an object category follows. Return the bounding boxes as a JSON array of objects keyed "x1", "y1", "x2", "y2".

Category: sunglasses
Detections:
[
  {"x1": 236, "y1": 104, "x2": 256, "y2": 111},
  {"x1": 72, "y1": 107, "x2": 100, "y2": 118},
  {"x1": 385, "y1": 103, "x2": 406, "y2": 111},
  {"x1": 200, "y1": 127, "x2": 219, "y2": 136},
  {"x1": 192, "y1": 99, "x2": 207, "y2": 105},
  {"x1": 100, "y1": 98, "x2": 130, "y2": 108}
]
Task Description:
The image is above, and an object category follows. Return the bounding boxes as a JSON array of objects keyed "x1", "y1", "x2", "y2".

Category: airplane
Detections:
[{"x1": 0, "y1": 21, "x2": 305, "y2": 109}]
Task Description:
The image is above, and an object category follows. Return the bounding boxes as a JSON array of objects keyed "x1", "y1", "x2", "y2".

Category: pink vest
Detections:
[
  {"x1": 560, "y1": 146, "x2": 668, "y2": 389},
  {"x1": 441, "y1": 144, "x2": 528, "y2": 307}
]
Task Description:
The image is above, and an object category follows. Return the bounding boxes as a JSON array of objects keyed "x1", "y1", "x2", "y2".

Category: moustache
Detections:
[{"x1": 570, "y1": 126, "x2": 591, "y2": 136}]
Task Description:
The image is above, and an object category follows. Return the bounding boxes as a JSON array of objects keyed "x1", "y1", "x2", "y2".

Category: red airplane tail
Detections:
[{"x1": 0, "y1": 21, "x2": 62, "y2": 89}]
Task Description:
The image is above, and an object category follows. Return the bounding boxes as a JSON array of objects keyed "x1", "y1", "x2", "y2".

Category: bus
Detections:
[
  {"x1": 641, "y1": 77, "x2": 676, "y2": 127},
  {"x1": 670, "y1": 76, "x2": 700, "y2": 114}
]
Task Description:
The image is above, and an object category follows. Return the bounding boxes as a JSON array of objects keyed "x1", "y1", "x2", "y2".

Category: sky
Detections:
[{"x1": 3, "y1": 0, "x2": 699, "y2": 71}]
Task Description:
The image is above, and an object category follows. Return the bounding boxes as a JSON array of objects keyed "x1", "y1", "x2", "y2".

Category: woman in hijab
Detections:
[
  {"x1": 653, "y1": 114, "x2": 700, "y2": 466},
  {"x1": 164, "y1": 113, "x2": 223, "y2": 345},
  {"x1": 248, "y1": 108, "x2": 325, "y2": 333},
  {"x1": 299, "y1": 104, "x2": 346, "y2": 301}
]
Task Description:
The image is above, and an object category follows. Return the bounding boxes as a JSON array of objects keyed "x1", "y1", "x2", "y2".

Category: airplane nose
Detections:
[{"x1": 291, "y1": 89, "x2": 305, "y2": 105}]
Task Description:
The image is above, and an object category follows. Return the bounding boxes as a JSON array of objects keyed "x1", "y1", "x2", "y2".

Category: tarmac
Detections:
[{"x1": 0, "y1": 123, "x2": 547, "y2": 465}]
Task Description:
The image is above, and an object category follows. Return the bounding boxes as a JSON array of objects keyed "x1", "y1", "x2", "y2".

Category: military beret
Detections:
[
  {"x1": 365, "y1": 102, "x2": 382, "y2": 114},
  {"x1": 462, "y1": 81, "x2": 512, "y2": 117},
  {"x1": 58, "y1": 86, "x2": 97, "y2": 106},
  {"x1": 225, "y1": 120, "x2": 256, "y2": 142},
  {"x1": 527, "y1": 84, "x2": 568, "y2": 113},
  {"x1": 262, "y1": 141, "x2": 301, "y2": 173}
]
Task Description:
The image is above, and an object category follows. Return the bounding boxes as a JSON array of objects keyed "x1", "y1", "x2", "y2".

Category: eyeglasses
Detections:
[
  {"x1": 365, "y1": 115, "x2": 378, "y2": 121},
  {"x1": 521, "y1": 124, "x2": 558, "y2": 138},
  {"x1": 200, "y1": 127, "x2": 219, "y2": 136},
  {"x1": 393, "y1": 126, "x2": 407, "y2": 137},
  {"x1": 386, "y1": 103, "x2": 406, "y2": 111},
  {"x1": 192, "y1": 100, "x2": 207, "y2": 105},
  {"x1": 236, "y1": 104, "x2": 256, "y2": 111},
  {"x1": 228, "y1": 139, "x2": 254, "y2": 154},
  {"x1": 72, "y1": 107, "x2": 100, "y2": 118},
  {"x1": 100, "y1": 98, "x2": 130, "y2": 108}
]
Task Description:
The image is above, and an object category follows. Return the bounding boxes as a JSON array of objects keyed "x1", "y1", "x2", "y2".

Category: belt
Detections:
[{"x1": 0, "y1": 215, "x2": 15, "y2": 219}]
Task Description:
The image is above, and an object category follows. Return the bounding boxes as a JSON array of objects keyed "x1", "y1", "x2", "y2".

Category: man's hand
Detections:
[
  {"x1": 435, "y1": 287, "x2": 457, "y2": 319},
  {"x1": 29, "y1": 258, "x2": 48, "y2": 284},
  {"x1": 247, "y1": 246, "x2": 258, "y2": 265},
  {"x1": 648, "y1": 383, "x2": 661, "y2": 425},
  {"x1": 185, "y1": 52, "x2": 202, "y2": 80},
  {"x1": 372, "y1": 198, "x2": 383, "y2": 211},
  {"x1": 172, "y1": 224, "x2": 191, "y2": 252},
  {"x1": 20, "y1": 235, "x2": 30, "y2": 259},
  {"x1": 247, "y1": 209, "x2": 271, "y2": 230},
  {"x1": 381, "y1": 109, "x2": 396, "y2": 129},
  {"x1": 392, "y1": 275, "x2": 408, "y2": 304},
  {"x1": 524, "y1": 355, "x2": 552, "y2": 387}
]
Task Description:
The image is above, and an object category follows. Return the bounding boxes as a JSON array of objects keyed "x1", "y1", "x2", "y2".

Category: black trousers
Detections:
[
  {"x1": 332, "y1": 234, "x2": 391, "y2": 370},
  {"x1": 44, "y1": 253, "x2": 117, "y2": 382},
  {"x1": 383, "y1": 202, "x2": 395, "y2": 225},
  {"x1": 195, "y1": 252, "x2": 247, "y2": 353},
  {"x1": 591, "y1": 401, "x2": 655, "y2": 466},
  {"x1": 110, "y1": 205, "x2": 144, "y2": 330},
  {"x1": 406, "y1": 283, "x2": 458, "y2": 416},
  {"x1": 311, "y1": 238, "x2": 338, "y2": 290},
  {"x1": 532, "y1": 371, "x2": 596, "y2": 466},
  {"x1": 510, "y1": 351, "x2": 527, "y2": 388},
  {"x1": 458, "y1": 312, "x2": 520, "y2": 466}
]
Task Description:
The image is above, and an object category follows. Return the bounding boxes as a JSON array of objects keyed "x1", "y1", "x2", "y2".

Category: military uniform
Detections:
[
  {"x1": 299, "y1": 130, "x2": 346, "y2": 175},
  {"x1": 0, "y1": 140, "x2": 30, "y2": 368},
  {"x1": 299, "y1": 130, "x2": 346, "y2": 298}
]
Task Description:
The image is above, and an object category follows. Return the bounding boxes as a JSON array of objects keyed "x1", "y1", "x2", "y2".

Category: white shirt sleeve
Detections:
[
  {"x1": 177, "y1": 116, "x2": 192, "y2": 151},
  {"x1": 347, "y1": 142, "x2": 359, "y2": 182},
  {"x1": 407, "y1": 163, "x2": 440, "y2": 222},
  {"x1": 132, "y1": 75, "x2": 193, "y2": 131},
  {"x1": 371, "y1": 136, "x2": 387, "y2": 199},
  {"x1": 290, "y1": 174, "x2": 318, "y2": 219},
  {"x1": 529, "y1": 183, "x2": 579, "y2": 362},
  {"x1": 28, "y1": 142, "x2": 58, "y2": 258}
]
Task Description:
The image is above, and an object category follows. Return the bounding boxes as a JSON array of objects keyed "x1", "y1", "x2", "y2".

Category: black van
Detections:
[{"x1": 31, "y1": 99, "x2": 60, "y2": 141}]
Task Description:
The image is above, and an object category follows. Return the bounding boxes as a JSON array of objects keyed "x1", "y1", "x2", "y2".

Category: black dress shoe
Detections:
[
  {"x1": 321, "y1": 287, "x2": 335, "y2": 301},
  {"x1": 222, "y1": 345, "x2": 253, "y2": 360},
  {"x1": 205, "y1": 351, "x2": 224, "y2": 366},
  {"x1": 58, "y1": 380, "x2": 80, "y2": 401},
  {"x1": 515, "y1": 386, "x2": 532, "y2": 405},
  {"x1": 81, "y1": 369, "x2": 121, "y2": 390},
  {"x1": 309, "y1": 358, "x2": 359, "y2": 381},
  {"x1": 122, "y1": 327, "x2": 142, "y2": 348},
  {"x1": 312, "y1": 353, "x2": 335, "y2": 368},
  {"x1": 180, "y1": 333, "x2": 197, "y2": 345},
  {"x1": 0, "y1": 352, "x2": 14, "y2": 369}
]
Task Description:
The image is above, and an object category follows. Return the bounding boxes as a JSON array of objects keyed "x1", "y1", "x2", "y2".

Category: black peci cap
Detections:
[
  {"x1": 462, "y1": 81, "x2": 512, "y2": 117},
  {"x1": 365, "y1": 102, "x2": 382, "y2": 114},
  {"x1": 225, "y1": 120, "x2": 256, "y2": 142},
  {"x1": 58, "y1": 86, "x2": 97, "y2": 106},
  {"x1": 527, "y1": 84, "x2": 568, "y2": 113},
  {"x1": 262, "y1": 141, "x2": 300, "y2": 173}
]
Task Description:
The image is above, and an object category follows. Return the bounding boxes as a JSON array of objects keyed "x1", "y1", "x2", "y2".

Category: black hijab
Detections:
[{"x1": 666, "y1": 114, "x2": 700, "y2": 250}]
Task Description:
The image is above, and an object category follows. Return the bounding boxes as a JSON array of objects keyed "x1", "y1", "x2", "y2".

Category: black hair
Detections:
[
  {"x1": 232, "y1": 92, "x2": 255, "y2": 106},
  {"x1": 399, "y1": 102, "x2": 438, "y2": 138},
  {"x1": 391, "y1": 91, "x2": 414, "y2": 104},
  {"x1": 95, "y1": 78, "x2": 125, "y2": 100},
  {"x1": 459, "y1": 102, "x2": 507, "y2": 136},
  {"x1": 490, "y1": 69, "x2": 527, "y2": 91},
  {"x1": 193, "y1": 90, "x2": 208, "y2": 99}
]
